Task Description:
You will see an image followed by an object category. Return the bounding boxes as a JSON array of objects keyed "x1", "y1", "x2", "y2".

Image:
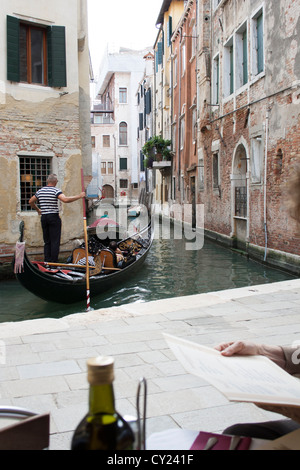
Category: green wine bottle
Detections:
[{"x1": 71, "y1": 356, "x2": 135, "y2": 450}]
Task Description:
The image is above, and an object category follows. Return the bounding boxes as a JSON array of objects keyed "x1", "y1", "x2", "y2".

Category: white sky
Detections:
[{"x1": 87, "y1": 0, "x2": 163, "y2": 79}]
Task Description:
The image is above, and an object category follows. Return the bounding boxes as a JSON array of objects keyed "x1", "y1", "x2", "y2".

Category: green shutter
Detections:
[
  {"x1": 216, "y1": 57, "x2": 219, "y2": 104},
  {"x1": 139, "y1": 113, "x2": 144, "y2": 131},
  {"x1": 47, "y1": 26, "x2": 67, "y2": 87},
  {"x1": 230, "y1": 45, "x2": 234, "y2": 94},
  {"x1": 146, "y1": 89, "x2": 152, "y2": 115},
  {"x1": 167, "y1": 16, "x2": 173, "y2": 46},
  {"x1": 242, "y1": 30, "x2": 248, "y2": 85},
  {"x1": 257, "y1": 13, "x2": 264, "y2": 74},
  {"x1": 157, "y1": 42, "x2": 163, "y2": 65},
  {"x1": 7, "y1": 16, "x2": 20, "y2": 82}
]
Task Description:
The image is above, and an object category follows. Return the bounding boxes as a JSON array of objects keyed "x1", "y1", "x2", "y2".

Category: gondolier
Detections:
[{"x1": 29, "y1": 174, "x2": 85, "y2": 263}]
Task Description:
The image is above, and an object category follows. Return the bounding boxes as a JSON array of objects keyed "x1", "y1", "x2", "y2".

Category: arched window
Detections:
[{"x1": 119, "y1": 122, "x2": 128, "y2": 146}]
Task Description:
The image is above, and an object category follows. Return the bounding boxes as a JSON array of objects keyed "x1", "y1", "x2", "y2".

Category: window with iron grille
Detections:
[
  {"x1": 235, "y1": 186, "x2": 247, "y2": 217},
  {"x1": 120, "y1": 179, "x2": 128, "y2": 189},
  {"x1": 19, "y1": 156, "x2": 51, "y2": 211}
]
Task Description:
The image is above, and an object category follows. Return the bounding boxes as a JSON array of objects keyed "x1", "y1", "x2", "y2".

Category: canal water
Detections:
[{"x1": 0, "y1": 230, "x2": 295, "y2": 323}]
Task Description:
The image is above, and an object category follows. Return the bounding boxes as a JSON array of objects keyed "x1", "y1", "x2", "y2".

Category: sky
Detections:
[{"x1": 87, "y1": 0, "x2": 163, "y2": 78}]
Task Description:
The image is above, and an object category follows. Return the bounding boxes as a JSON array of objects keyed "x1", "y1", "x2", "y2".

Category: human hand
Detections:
[
  {"x1": 215, "y1": 341, "x2": 261, "y2": 357},
  {"x1": 80, "y1": 192, "x2": 86, "y2": 198}
]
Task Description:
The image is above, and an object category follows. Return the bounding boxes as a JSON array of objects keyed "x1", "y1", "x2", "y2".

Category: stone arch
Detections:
[
  {"x1": 102, "y1": 184, "x2": 114, "y2": 199},
  {"x1": 231, "y1": 140, "x2": 249, "y2": 248}
]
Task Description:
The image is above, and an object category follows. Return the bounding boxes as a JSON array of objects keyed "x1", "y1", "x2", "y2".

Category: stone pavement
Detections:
[{"x1": 0, "y1": 278, "x2": 300, "y2": 450}]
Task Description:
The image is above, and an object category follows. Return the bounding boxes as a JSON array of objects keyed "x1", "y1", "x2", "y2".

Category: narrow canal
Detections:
[{"x1": 0, "y1": 229, "x2": 295, "y2": 323}]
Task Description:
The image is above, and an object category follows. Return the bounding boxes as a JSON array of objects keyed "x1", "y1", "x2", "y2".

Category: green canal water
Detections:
[{"x1": 0, "y1": 234, "x2": 295, "y2": 323}]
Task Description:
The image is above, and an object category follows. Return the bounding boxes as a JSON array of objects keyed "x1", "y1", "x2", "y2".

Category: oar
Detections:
[
  {"x1": 81, "y1": 169, "x2": 92, "y2": 311},
  {"x1": 41, "y1": 261, "x2": 121, "y2": 271}
]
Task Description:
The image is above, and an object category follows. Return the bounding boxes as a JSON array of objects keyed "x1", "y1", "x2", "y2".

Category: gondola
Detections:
[{"x1": 14, "y1": 219, "x2": 153, "y2": 305}]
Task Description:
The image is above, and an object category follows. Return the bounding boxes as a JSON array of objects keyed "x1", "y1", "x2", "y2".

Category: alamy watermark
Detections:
[{"x1": 94, "y1": 201, "x2": 204, "y2": 251}]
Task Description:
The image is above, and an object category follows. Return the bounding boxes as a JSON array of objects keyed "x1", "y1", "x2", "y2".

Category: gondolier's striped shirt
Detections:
[{"x1": 35, "y1": 186, "x2": 63, "y2": 215}]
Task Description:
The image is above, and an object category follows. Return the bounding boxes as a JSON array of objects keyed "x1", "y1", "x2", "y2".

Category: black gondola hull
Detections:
[{"x1": 15, "y1": 225, "x2": 153, "y2": 304}]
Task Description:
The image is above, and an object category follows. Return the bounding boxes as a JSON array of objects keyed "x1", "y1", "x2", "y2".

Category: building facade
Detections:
[
  {"x1": 0, "y1": 0, "x2": 92, "y2": 262},
  {"x1": 93, "y1": 48, "x2": 149, "y2": 206},
  {"x1": 136, "y1": 52, "x2": 155, "y2": 195},
  {"x1": 152, "y1": 0, "x2": 186, "y2": 210},
  {"x1": 150, "y1": 0, "x2": 300, "y2": 273},
  {"x1": 198, "y1": 0, "x2": 300, "y2": 272}
]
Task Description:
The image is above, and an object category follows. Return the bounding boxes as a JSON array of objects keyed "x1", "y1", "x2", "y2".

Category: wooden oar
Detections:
[
  {"x1": 81, "y1": 169, "x2": 92, "y2": 311},
  {"x1": 42, "y1": 262, "x2": 121, "y2": 271}
]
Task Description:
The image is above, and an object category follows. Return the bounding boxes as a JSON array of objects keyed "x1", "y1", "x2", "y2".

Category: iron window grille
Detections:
[{"x1": 19, "y1": 156, "x2": 51, "y2": 211}]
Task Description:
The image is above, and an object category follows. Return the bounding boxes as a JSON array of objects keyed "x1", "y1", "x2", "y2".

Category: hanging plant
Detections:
[{"x1": 142, "y1": 136, "x2": 173, "y2": 165}]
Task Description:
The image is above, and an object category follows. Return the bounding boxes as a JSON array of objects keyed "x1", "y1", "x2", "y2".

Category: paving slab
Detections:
[{"x1": 0, "y1": 278, "x2": 299, "y2": 450}]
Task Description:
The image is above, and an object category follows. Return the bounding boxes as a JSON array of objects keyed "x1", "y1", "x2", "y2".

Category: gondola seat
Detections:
[
  {"x1": 72, "y1": 247, "x2": 92, "y2": 264},
  {"x1": 90, "y1": 249, "x2": 118, "y2": 276}
]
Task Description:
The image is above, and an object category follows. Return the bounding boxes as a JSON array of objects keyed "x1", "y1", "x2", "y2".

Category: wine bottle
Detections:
[{"x1": 71, "y1": 356, "x2": 135, "y2": 450}]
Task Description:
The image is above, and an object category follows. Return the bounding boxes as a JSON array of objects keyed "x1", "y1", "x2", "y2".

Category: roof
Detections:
[{"x1": 156, "y1": 0, "x2": 172, "y2": 25}]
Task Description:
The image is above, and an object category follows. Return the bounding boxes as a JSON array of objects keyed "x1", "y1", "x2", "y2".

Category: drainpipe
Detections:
[
  {"x1": 264, "y1": 111, "x2": 269, "y2": 261},
  {"x1": 177, "y1": 28, "x2": 182, "y2": 192}
]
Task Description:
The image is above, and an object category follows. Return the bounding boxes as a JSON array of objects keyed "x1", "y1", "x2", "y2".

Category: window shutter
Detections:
[
  {"x1": 256, "y1": 13, "x2": 264, "y2": 74},
  {"x1": 242, "y1": 30, "x2": 248, "y2": 85},
  {"x1": 167, "y1": 16, "x2": 173, "y2": 46},
  {"x1": 140, "y1": 151, "x2": 145, "y2": 172},
  {"x1": 146, "y1": 89, "x2": 152, "y2": 115},
  {"x1": 157, "y1": 42, "x2": 163, "y2": 65},
  {"x1": 139, "y1": 113, "x2": 144, "y2": 131},
  {"x1": 7, "y1": 16, "x2": 20, "y2": 82},
  {"x1": 47, "y1": 26, "x2": 67, "y2": 87}
]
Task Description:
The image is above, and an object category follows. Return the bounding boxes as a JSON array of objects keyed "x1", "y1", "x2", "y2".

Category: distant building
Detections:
[
  {"x1": 93, "y1": 48, "x2": 150, "y2": 206},
  {"x1": 0, "y1": 0, "x2": 92, "y2": 260},
  {"x1": 136, "y1": 52, "x2": 155, "y2": 195},
  {"x1": 153, "y1": 0, "x2": 185, "y2": 212}
]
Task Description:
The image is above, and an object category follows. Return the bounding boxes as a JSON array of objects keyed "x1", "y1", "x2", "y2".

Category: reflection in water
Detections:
[{"x1": 0, "y1": 237, "x2": 294, "y2": 323}]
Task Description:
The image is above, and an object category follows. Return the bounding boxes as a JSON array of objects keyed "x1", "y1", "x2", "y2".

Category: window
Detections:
[
  {"x1": 19, "y1": 156, "x2": 51, "y2": 211},
  {"x1": 251, "y1": 136, "x2": 263, "y2": 183},
  {"x1": 181, "y1": 41, "x2": 186, "y2": 76},
  {"x1": 224, "y1": 38, "x2": 234, "y2": 97},
  {"x1": 212, "y1": 152, "x2": 219, "y2": 189},
  {"x1": 119, "y1": 122, "x2": 128, "y2": 146},
  {"x1": 252, "y1": 9, "x2": 264, "y2": 76},
  {"x1": 103, "y1": 135, "x2": 110, "y2": 147},
  {"x1": 101, "y1": 162, "x2": 106, "y2": 175},
  {"x1": 173, "y1": 55, "x2": 178, "y2": 86},
  {"x1": 120, "y1": 158, "x2": 127, "y2": 170},
  {"x1": 119, "y1": 88, "x2": 127, "y2": 104},
  {"x1": 192, "y1": 107, "x2": 197, "y2": 142},
  {"x1": 108, "y1": 162, "x2": 114, "y2": 174},
  {"x1": 120, "y1": 179, "x2": 128, "y2": 189},
  {"x1": 236, "y1": 24, "x2": 248, "y2": 89},
  {"x1": 20, "y1": 23, "x2": 47, "y2": 85},
  {"x1": 93, "y1": 114, "x2": 114, "y2": 124},
  {"x1": 91, "y1": 136, "x2": 96, "y2": 148},
  {"x1": 167, "y1": 16, "x2": 173, "y2": 46},
  {"x1": 235, "y1": 187, "x2": 247, "y2": 217},
  {"x1": 198, "y1": 157, "x2": 204, "y2": 190},
  {"x1": 7, "y1": 16, "x2": 66, "y2": 87},
  {"x1": 179, "y1": 116, "x2": 185, "y2": 150},
  {"x1": 213, "y1": 55, "x2": 220, "y2": 104},
  {"x1": 191, "y1": 24, "x2": 197, "y2": 59}
]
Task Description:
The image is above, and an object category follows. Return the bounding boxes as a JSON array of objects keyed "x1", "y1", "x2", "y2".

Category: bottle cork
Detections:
[{"x1": 87, "y1": 356, "x2": 115, "y2": 385}]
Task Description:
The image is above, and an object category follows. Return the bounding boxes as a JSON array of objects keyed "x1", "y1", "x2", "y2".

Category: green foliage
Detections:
[{"x1": 142, "y1": 136, "x2": 173, "y2": 168}]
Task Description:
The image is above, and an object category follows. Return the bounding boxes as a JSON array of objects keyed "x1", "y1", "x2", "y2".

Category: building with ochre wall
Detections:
[{"x1": 0, "y1": 0, "x2": 92, "y2": 264}]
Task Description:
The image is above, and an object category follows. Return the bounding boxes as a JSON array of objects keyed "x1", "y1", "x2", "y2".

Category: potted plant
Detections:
[{"x1": 142, "y1": 136, "x2": 173, "y2": 166}]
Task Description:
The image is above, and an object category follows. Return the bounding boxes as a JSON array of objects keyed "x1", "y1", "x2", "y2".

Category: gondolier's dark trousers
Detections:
[{"x1": 41, "y1": 213, "x2": 62, "y2": 263}]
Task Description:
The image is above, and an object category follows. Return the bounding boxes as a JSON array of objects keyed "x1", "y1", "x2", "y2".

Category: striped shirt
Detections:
[{"x1": 35, "y1": 186, "x2": 63, "y2": 215}]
